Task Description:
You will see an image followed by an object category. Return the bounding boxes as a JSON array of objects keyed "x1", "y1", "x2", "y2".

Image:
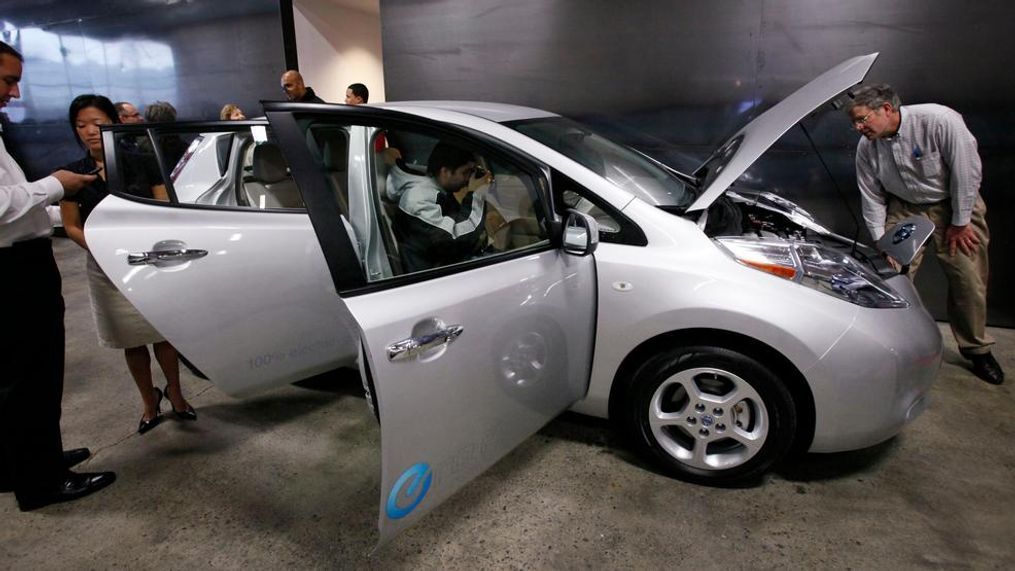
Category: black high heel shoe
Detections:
[
  {"x1": 164, "y1": 384, "x2": 198, "y2": 421},
  {"x1": 138, "y1": 387, "x2": 164, "y2": 434}
]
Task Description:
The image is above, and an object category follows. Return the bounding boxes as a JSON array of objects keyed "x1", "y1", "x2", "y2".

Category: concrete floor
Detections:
[{"x1": 3, "y1": 237, "x2": 1014, "y2": 569}]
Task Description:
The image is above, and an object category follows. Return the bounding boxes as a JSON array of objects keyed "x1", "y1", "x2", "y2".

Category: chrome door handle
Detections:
[
  {"x1": 127, "y1": 249, "x2": 209, "y2": 266},
  {"x1": 387, "y1": 324, "x2": 464, "y2": 361}
]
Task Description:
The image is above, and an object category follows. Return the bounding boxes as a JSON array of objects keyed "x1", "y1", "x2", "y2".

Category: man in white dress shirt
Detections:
[
  {"x1": 1, "y1": 40, "x2": 116, "y2": 511},
  {"x1": 847, "y1": 84, "x2": 1003, "y2": 385}
]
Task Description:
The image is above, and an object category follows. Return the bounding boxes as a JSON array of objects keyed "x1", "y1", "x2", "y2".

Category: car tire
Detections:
[{"x1": 618, "y1": 346, "x2": 796, "y2": 486}]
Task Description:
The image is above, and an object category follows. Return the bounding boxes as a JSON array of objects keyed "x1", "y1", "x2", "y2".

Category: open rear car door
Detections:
[{"x1": 87, "y1": 122, "x2": 359, "y2": 396}]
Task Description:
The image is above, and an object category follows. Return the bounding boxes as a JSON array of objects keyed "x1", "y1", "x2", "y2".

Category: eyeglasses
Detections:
[{"x1": 851, "y1": 110, "x2": 876, "y2": 127}]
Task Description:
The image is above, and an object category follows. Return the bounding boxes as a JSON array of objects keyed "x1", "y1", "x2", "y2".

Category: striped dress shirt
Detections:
[{"x1": 855, "y1": 103, "x2": 982, "y2": 240}]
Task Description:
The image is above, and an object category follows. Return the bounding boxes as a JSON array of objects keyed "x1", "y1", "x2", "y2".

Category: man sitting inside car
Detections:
[{"x1": 386, "y1": 142, "x2": 492, "y2": 272}]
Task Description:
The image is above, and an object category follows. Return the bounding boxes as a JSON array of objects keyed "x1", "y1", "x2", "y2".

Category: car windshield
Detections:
[{"x1": 509, "y1": 117, "x2": 695, "y2": 209}]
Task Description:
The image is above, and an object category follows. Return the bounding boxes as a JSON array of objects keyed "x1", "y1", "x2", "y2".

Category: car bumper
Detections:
[{"x1": 805, "y1": 276, "x2": 942, "y2": 452}]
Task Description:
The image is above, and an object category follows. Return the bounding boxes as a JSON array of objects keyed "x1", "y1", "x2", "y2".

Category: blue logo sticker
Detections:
[
  {"x1": 386, "y1": 463, "x2": 433, "y2": 520},
  {"x1": 892, "y1": 223, "x2": 915, "y2": 245}
]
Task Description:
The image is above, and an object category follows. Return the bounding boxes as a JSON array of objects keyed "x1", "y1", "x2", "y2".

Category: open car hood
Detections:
[{"x1": 685, "y1": 53, "x2": 878, "y2": 213}]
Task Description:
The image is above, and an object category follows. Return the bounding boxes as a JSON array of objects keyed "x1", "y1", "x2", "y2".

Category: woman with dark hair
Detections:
[{"x1": 59, "y1": 94, "x2": 197, "y2": 434}]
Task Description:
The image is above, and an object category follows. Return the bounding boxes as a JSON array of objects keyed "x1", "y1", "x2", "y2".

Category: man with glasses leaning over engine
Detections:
[{"x1": 847, "y1": 84, "x2": 1003, "y2": 385}]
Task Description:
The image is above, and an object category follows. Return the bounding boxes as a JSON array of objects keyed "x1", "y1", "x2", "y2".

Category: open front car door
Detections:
[{"x1": 267, "y1": 104, "x2": 597, "y2": 546}]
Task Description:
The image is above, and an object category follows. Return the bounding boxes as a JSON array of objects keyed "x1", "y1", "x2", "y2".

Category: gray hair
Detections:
[
  {"x1": 145, "y1": 100, "x2": 177, "y2": 123},
  {"x1": 847, "y1": 84, "x2": 902, "y2": 112}
]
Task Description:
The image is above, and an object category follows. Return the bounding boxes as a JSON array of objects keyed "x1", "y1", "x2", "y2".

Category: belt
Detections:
[
  {"x1": 0, "y1": 236, "x2": 52, "y2": 258},
  {"x1": 11, "y1": 236, "x2": 52, "y2": 248}
]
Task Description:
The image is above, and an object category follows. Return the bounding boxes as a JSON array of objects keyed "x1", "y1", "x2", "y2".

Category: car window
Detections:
[
  {"x1": 550, "y1": 169, "x2": 646, "y2": 246},
  {"x1": 561, "y1": 190, "x2": 621, "y2": 234},
  {"x1": 296, "y1": 119, "x2": 551, "y2": 282},
  {"x1": 111, "y1": 126, "x2": 304, "y2": 210},
  {"x1": 511, "y1": 117, "x2": 694, "y2": 210}
]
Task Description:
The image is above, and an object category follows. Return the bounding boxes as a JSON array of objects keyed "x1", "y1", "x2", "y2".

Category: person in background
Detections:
[
  {"x1": 144, "y1": 100, "x2": 187, "y2": 167},
  {"x1": 144, "y1": 100, "x2": 177, "y2": 123},
  {"x1": 847, "y1": 84, "x2": 1004, "y2": 385},
  {"x1": 58, "y1": 94, "x2": 197, "y2": 435},
  {"x1": 342, "y1": 83, "x2": 389, "y2": 152},
  {"x1": 280, "y1": 70, "x2": 325, "y2": 103},
  {"x1": 220, "y1": 103, "x2": 245, "y2": 121},
  {"x1": 345, "y1": 83, "x2": 369, "y2": 105},
  {"x1": 114, "y1": 101, "x2": 143, "y2": 124},
  {"x1": 1, "y1": 40, "x2": 116, "y2": 512}
]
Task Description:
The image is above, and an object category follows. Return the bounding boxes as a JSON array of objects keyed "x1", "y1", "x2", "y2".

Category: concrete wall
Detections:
[{"x1": 293, "y1": 0, "x2": 384, "y2": 103}]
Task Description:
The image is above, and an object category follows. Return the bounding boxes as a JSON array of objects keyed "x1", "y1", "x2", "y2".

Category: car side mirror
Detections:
[{"x1": 562, "y1": 209, "x2": 599, "y2": 256}]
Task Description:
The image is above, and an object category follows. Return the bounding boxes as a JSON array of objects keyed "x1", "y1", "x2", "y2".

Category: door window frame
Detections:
[
  {"x1": 102, "y1": 121, "x2": 308, "y2": 214},
  {"x1": 266, "y1": 104, "x2": 567, "y2": 297}
]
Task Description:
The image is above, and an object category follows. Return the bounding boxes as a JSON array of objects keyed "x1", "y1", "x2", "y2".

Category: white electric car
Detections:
[{"x1": 87, "y1": 53, "x2": 941, "y2": 543}]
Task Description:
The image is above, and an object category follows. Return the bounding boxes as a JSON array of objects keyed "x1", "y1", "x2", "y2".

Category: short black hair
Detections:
[
  {"x1": 348, "y1": 83, "x2": 369, "y2": 103},
  {"x1": 68, "y1": 94, "x2": 120, "y2": 147},
  {"x1": 0, "y1": 40, "x2": 24, "y2": 62},
  {"x1": 426, "y1": 142, "x2": 474, "y2": 177}
]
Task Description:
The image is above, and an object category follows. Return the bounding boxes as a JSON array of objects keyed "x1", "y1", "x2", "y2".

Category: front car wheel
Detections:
[{"x1": 618, "y1": 346, "x2": 796, "y2": 485}]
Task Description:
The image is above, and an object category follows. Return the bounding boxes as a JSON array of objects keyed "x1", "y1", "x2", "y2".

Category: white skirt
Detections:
[{"x1": 86, "y1": 253, "x2": 165, "y2": 349}]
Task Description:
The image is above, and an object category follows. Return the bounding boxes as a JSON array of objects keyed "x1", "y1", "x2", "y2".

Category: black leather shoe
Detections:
[
  {"x1": 1, "y1": 448, "x2": 93, "y2": 493},
  {"x1": 165, "y1": 384, "x2": 198, "y2": 421},
  {"x1": 63, "y1": 448, "x2": 91, "y2": 469},
  {"x1": 969, "y1": 352, "x2": 1004, "y2": 385},
  {"x1": 18, "y1": 471, "x2": 116, "y2": 512},
  {"x1": 138, "y1": 387, "x2": 164, "y2": 434}
]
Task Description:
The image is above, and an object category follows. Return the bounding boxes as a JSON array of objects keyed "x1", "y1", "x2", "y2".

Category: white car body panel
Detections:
[
  {"x1": 377, "y1": 100, "x2": 559, "y2": 123},
  {"x1": 171, "y1": 135, "x2": 222, "y2": 203}
]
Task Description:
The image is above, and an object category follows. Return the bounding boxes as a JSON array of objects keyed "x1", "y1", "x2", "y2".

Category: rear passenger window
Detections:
[{"x1": 111, "y1": 125, "x2": 304, "y2": 210}]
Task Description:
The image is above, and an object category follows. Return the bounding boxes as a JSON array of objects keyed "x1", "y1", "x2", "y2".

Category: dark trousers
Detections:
[{"x1": 0, "y1": 237, "x2": 67, "y2": 503}]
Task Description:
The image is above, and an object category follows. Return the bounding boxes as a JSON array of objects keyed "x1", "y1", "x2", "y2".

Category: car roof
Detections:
[{"x1": 372, "y1": 101, "x2": 559, "y2": 124}]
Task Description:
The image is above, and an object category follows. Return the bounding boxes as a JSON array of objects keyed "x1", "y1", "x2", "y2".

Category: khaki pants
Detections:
[{"x1": 886, "y1": 195, "x2": 994, "y2": 355}]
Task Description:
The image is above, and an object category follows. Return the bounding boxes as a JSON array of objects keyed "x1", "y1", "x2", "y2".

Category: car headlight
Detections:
[{"x1": 715, "y1": 237, "x2": 908, "y2": 308}]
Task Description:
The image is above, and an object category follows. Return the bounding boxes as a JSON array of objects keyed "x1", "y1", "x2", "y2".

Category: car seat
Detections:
[{"x1": 243, "y1": 143, "x2": 303, "y2": 209}]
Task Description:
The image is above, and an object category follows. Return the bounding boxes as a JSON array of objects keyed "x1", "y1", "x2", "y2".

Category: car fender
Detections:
[{"x1": 569, "y1": 236, "x2": 858, "y2": 419}]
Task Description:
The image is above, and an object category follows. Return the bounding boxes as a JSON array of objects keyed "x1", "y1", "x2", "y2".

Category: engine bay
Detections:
[{"x1": 695, "y1": 189, "x2": 896, "y2": 277}]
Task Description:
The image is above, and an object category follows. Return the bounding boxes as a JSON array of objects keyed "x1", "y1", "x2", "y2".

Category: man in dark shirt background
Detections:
[{"x1": 280, "y1": 70, "x2": 325, "y2": 103}]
